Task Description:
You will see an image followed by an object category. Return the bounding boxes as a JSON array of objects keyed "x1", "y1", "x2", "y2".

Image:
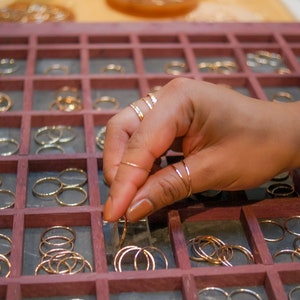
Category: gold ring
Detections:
[
  {"x1": 147, "y1": 93, "x2": 158, "y2": 106},
  {"x1": 266, "y1": 183, "x2": 295, "y2": 197},
  {"x1": 58, "y1": 168, "x2": 87, "y2": 187},
  {"x1": 198, "y1": 287, "x2": 229, "y2": 299},
  {"x1": 100, "y1": 64, "x2": 125, "y2": 74},
  {"x1": 134, "y1": 246, "x2": 168, "y2": 270},
  {"x1": 289, "y1": 286, "x2": 300, "y2": 300},
  {"x1": 93, "y1": 96, "x2": 120, "y2": 110},
  {"x1": 276, "y1": 67, "x2": 291, "y2": 75},
  {"x1": 130, "y1": 102, "x2": 144, "y2": 121},
  {"x1": 55, "y1": 86, "x2": 79, "y2": 98},
  {"x1": 47, "y1": 125, "x2": 76, "y2": 144},
  {"x1": 39, "y1": 237, "x2": 74, "y2": 256},
  {"x1": 0, "y1": 254, "x2": 11, "y2": 277},
  {"x1": 53, "y1": 96, "x2": 82, "y2": 112},
  {"x1": 273, "y1": 249, "x2": 300, "y2": 262},
  {"x1": 0, "y1": 233, "x2": 12, "y2": 256},
  {"x1": 55, "y1": 186, "x2": 88, "y2": 206},
  {"x1": 120, "y1": 161, "x2": 151, "y2": 173},
  {"x1": 0, "y1": 93, "x2": 13, "y2": 112},
  {"x1": 285, "y1": 216, "x2": 300, "y2": 237},
  {"x1": 41, "y1": 226, "x2": 76, "y2": 244},
  {"x1": 164, "y1": 61, "x2": 187, "y2": 75},
  {"x1": 229, "y1": 288, "x2": 262, "y2": 300},
  {"x1": 96, "y1": 126, "x2": 106, "y2": 150},
  {"x1": 0, "y1": 189, "x2": 15, "y2": 209},
  {"x1": 44, "y1": 64, "x2": 70, "y2": 75},
  {"x1": 259, "y1": 219, "x2": 285, "y2": 242},
  {"x1": 34, "y1": 126, "x2": 63, "y2": 145},
  {"x1": 0, "y1": 58, "x2": 18, "y2": 75},
  {"x1": 293, "y1": 237, "x2": 300, "y2": 252},
  {"x1": 0, "y1": 138, "x2": 19, "y2": 156},
  {"x1": 35, "y1": 144, "x2": 65, "y2": 154},
  {"x1": 171, "y1": 160, "x2": 192, "y2": 198},
  {"x1": 271, "y1": 91, "x2": 293, "y2": 102},
  {"x1": 32, "y1": 177, "x2": 63, "y2": 198}
]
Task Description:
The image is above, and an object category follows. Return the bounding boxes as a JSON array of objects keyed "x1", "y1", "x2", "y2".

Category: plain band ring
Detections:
[
  {"x1": 130, "y1": 103, "x2": 144, "y2": 121},
  {"x1": 44, "y1": 64, "x2": 70, "y2": 75},
  {"x1": 229, "y1": 288, "x2": 262, "y2": 300},
  {"x1": 120, "y1": 161, "x2": 151, "y2": 173},
  {"x1": 100, "y1": 64, "x2": 125, "y2": 74},
  {"x1": 259, "y1": 219, "x2": 285, "y2": 242},
  {"x1": 36, "y1": 144, "x2": 65, "y2": 155},
  {"x1": 0, "y1": 138, "x2": 19, "y2": 156},
  {"x1": 55, "y1": 186, "x2": 88, "y2": 207},
  {"x1": 289, "y1": 286, "x2": 300, "y2": 300},
  {"x1": 32, "y1": 177, "x2": 63, "y2": 198},
  {"x1": 0, "y1": 233, "x2": 12, "y2": 256},
  {"x1": 198, "y1": 287, "x2": 229, "y2": 298},
  {"x1": 147, "y1": 93, "x2": 158, "y2": 106},
  {"x1": 93, "y1": 96, "x2": 120, "y2": 110},
  {"x1": 164, "y1": 61, "x2": 187, "y2": 75},
  {"x1": 0, "y1": 189, "x2": 15, "y2": 209},
  {"x1": 171, "y1": 160, "x2": 192, "y2": 198},
  {"x1": 0, "y1": 93, "x2": 13, "y2": 112},
  {"x1": 284, "y1": 216, "x2": 300, "y2": 236}
]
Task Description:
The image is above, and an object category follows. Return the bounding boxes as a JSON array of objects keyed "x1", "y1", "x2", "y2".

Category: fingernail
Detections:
[
  {"x1": 103, "y1": 196, "x2": 113, "y2": 221},
  {"x1": 126, "y1": 199, "x2": 154, "y2": 222}
]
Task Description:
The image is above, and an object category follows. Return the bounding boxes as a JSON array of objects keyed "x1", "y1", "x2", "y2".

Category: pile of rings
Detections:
[
  {"x1": 50, "y1": 86, "x2": 82, "y2": 112},
  {"x1": 198, "y1": 60, "x2": 238, "y2": 74},
  {"x1": 32, "y1": 168, "x2": 88, "y2": 207},
  {"x1": 246, "y1": 50, "x2": 291, "y2": 74},
  {"x1": 0, "y1": 233, "x2": 12, "y2": 277},
  {"x1": 34, "y1": 125, "x2": 77, "y2": 154},
  {"x1": 187, "y1": 235, "x2": 254, "y2": 266},
  {"x1": 113, "y1": 245, "x2": 168, "y2": 272},
  {"x1": 260, "y1": 216, "x2": 300, "y2": 262},
  {"x1": 35, "y1": 226, "x2": 92, "y2": 275}
]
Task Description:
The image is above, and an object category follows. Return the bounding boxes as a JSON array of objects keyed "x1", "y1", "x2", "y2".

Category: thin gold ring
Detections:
[
  {"x1": 134, "y1": 246, "x2": 168, "y2": 270},
  {"x1": 285, "y1": 216, "x2": 300, "y2": 237},
  {"x1": 100, "y1": 64, "x2": 125, "y2": 74},
  {"x1": 34, "y1": 126, "x2": 62, "y2": 145},
  {"x1": 58, "y1": 168, "x2": 87, "y2": 187},
  {"x1": 198, "y1": 287, "x2": 229, "y2": 298},
  {"x1": 44, "y1": 64, "x2": 70, "y2": 75},
  {"x1": 55, "y1": 186, "x2": 88, "y2": 206},
  {"x1": 130, "y1": 103, "x2": 144, "y2": 121},
  {"x1": 141, "y1": 96, "x2": 153, "y2": 110},
  {"x1": 273, "y1": 249, "x2": 300, "y2": 262},
  {"x1": 229, "y1": 288, "x2": 262, "y2": 300},
  {"x1": 271, "y1": 91, "x2": 293, "y2": 102},
  {"x1": 0, "y1": 189, "x2": 15, "y2": 209},
  {"x1": 0, "y1": 138, "x2": 19, "y2": 156},
  {"x1": 0, "y1": 233, "x2": 12, "y2": 256},
  {"x1": 147, "y1": 93, "x2": 158, "y2": 106},
  {"x1": 0, "y1": 93, "x2": 13, "y2": 112},
  {"x1": 171, "y1": 160, "x2": 192, "y2": 198},
  {"x1": 164, "y1": 61, "x2": 187, "y2": 75},
  {"x1": 39, "y1": 237, "x2": 74, "y2": 256},
  {"x1": 289, "y1": 286, "x2": 300, "y2": 300},
  {"x1": 32, "y1": 177, "x2": 63, "y2": 198},
  {"x1": 36, "y1": 144, "x2": 65, "y2": 154},
  {"x1": 120, "y1": 161, "x2": 151, "y2": 173},
  {"x1": 259, "y1": 219, "x2": 285, "y2": 242},
  {"x1": 0, "y1": 254, "x2": 11, "y2": 277},
  {"x1": 93, "y1": 96, "x2": 120, "y2": 110},
  {"x1": 41, "y1": 226, "x2": 76, "y2": 244},
  {"x1": 47, "y1": 125, "x2": 76, "y2": 144}
]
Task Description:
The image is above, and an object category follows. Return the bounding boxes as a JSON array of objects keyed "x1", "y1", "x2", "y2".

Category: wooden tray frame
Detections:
[{"x1": 0, "y1": 22, "x2": 300, "y2": 299}]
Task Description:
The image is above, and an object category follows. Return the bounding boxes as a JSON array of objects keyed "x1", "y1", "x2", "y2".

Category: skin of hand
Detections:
[{"x1": 103, "y1": 77, "x2": 300, "y2": 223}]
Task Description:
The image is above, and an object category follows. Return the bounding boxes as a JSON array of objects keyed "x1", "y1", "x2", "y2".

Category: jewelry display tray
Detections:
[{"x1": 1, "y1": 22, "x2": 300, "y2": 300}]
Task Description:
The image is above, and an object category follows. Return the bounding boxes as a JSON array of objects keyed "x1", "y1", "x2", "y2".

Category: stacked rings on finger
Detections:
[
  {"x1": 171, "y1": 160, "x2": 192, "y2": 198},
  {"x1": 129, "y1": 92, "x2": 158, "y2": 121}
]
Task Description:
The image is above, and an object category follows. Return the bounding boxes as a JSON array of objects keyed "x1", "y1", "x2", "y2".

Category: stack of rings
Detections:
[
  {"x1": 113, "y1": 245, "x2": 168, "y2": 272},
  {"x1": 187, "y1": 235, "x2": 254, "y2": 266},
  {"x1": 0, "y1": 93, "x2": 13, "y2": 112},
  {"x1": 34, "y1": 125, "x2": 76, "y2": 154},
  {"x1": 50, "y1": 86, "x2": 82, "y2": 112},
  {"x1": 0, "y1": 233, "x2": 12, "y2": 277},
  {"x1": 171, "y1": 160, "x2": 192, "y2": 198},
  {"x1": 35, "y1": 226, "x2": 93, "y2": 275},
  {"x1": 32, "y1": 168, "x2": 88, "y2": 206}
]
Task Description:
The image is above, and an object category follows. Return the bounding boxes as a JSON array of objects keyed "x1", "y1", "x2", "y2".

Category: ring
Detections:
[
  {"x1": 289, "y1": 286, "x2": 300, "y2": 300},
  {"x1": 276, "y1": 67, "x2": 291, "y2": 75},
  {"x1": 93, "y1": 96, "x2": 120, "y2": 110},
  {"x1": 259, "y1": 219, "x2": 285, "y2": 242},
  {"x1": 198, "y1": 287, "x2": 229, "y2": 299},
  {"x1": 147, "y1": 93, "x2": 158, "y2": 106},
  {"x1": 130, "y1": 102, "x2": 144, "y2": 121},
  {"x1": 120, "y1": 161, "x2": 151, "y2": 173},
  {"x1": 0, "y1": 189, "x2": 15, "y2": 209},
  {"x1": 34, "y1": 126, "x2": 63, "y2": 145},
  {"x1": 0, "y1": 58, "x2": 18, "y2": 75},
  {"x1": 266, "y1": 183, "x2": 295, "y2": 197},
  {"x1": 171, "y1": 160, "x2": 192, "y2": 198},
  {"x1": 35, "y1": 144, "x2": 65, "y2": 154},
  {"x1": 55, "y1": 186, "x2": 88, "y2": 206},
  {"x1": 53, "y1": 96, "x2": 82, "y2": 112},
  {"x1": 100, "y1": 64, "x2": 125, "y2": 74},
  {"x1": 44, "y1": 64, "x2": 70, "y2": 75},
  {"x1": 284, "y1": 216, "x2": 300, "y2": 236},
  {"x1": 32, "y1": 177, "x2": 63, "y2": 198},
  {"x1": 164, "y1": 61, "x2": 187, "y2": 75},
  {"x1": 0, "y1": 254, "x2": 11, "y2": 277},
  {"x1": 0, "y1": 138, "x2": 19, "y2": 156},
  {"x1": 47, "y1": 125, "x2": 76, "y2": 144},
  {"x1": 0, "y1": 93, "x2": 13, "y2": 112},
  {"x1": 41, "y1": 226, "x2": 76, "y2": 244},
  {"x1": 229, "y1": 288, "x2": 262, "y2": 300},
  {"x1": 96, "y1": 126, "x2": 106, "y2": 150},
  {"x1": 271, "y1": 91, "x2": 293, "y2": 102},
  {"x1": 58, "y1": 168, "x2": 87, "y2": 187},
  {"x1": 273, "y1": 249, "x2": 300, "y2": 262},
  {"x1": 55, "y1": 86, "x2": 79, "y2": 98},
  {"x1": 0, "y1": 233, "x2": 12, "y2": 256}
]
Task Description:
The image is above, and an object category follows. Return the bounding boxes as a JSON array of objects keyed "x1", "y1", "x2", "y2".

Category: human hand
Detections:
[{"x1": 103, "y1": 77, "x2": 300, "y2": 222}]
